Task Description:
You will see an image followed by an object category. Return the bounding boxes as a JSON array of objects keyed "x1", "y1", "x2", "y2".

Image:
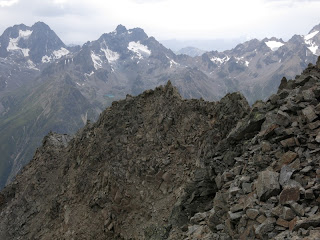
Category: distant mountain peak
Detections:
[
  {"x1": 115, "y1": 24, "x2": 127, "y2": 34},
  {"x1": 32, "y1": 21, "x2": 50, "y2": 30},
  {"x1": 0, "y1": 21, "x2": 66, "y2": 63}
]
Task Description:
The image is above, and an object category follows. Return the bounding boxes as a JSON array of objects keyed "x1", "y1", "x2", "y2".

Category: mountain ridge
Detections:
[{"x1": 0, "y1": 21, "x2": 320, "y2": 190}]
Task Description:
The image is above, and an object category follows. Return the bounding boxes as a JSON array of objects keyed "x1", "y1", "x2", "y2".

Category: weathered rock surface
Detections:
[
  {"x1": 0, "y1": 81, "x2": 249, "y2": 239},
  {"x1": 1, "y1": 58, "x2": 320, "y2": 239}
]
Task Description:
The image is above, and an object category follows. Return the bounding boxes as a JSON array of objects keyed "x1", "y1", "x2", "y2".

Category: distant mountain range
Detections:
[
  {"x1": 176, "y1": 47, "x2": 206, "y2": 57},
  {"x1": 0, "y1": 21, "x2": 319, "y2": 188},
  {"x1": 160, "y1": 38, "x2": 245, "y2": 52}
]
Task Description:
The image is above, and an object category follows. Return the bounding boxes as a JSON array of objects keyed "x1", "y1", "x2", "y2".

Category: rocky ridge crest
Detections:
[{"x1": 0, "y1": 81, "x2": 249, "y2": 239}]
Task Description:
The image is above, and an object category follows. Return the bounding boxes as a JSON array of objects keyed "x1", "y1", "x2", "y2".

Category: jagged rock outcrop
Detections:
[
  {"x1": 1, "y1": 57, "x2": 320, "y2": 239},
  {"x1": 0, "y1": 81, "x2": 249, "y2": 239}
]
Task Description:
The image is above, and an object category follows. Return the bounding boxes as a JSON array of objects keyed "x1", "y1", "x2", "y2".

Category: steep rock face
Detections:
[{"x1": 0, "y1": 82, "x2": 249, "y2": 239}]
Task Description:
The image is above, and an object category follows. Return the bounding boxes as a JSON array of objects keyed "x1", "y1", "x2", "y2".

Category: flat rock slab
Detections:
[{"x1": 256, "y1": 170, "x2": 280, "y2": 201}]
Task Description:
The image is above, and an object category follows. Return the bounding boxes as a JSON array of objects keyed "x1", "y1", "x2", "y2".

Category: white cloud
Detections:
[{"x1": 0, "y1": 0, "x2": 18, "y2": 7}]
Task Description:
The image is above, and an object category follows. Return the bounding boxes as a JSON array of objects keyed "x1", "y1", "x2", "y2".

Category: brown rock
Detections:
[
  {"x1": 246, "y1": 208, "x2": 259, "y2": 220},
  {"x1": 308, "y1": 120, "x2": 320, "y2": 130},
  {"x1": 289, "y1": 217, "x2": 298, "y2": 231},
  {"x1": 280, "y1": 137, "x2": 299, "y2": 148},
  {"x1": 271, "y1": 205, "x2": 284, "y2": 217},
  {"x1": 161, "y1": 172, "x2": 172, "y2": 182},
  {"x1": 243, "y1": 192, "x2": 256, "y2": 209},
  {"x1": 261, "y1": 141, "x2": 272, "y2": 152},
  {"x1": 289, "y1": 159, "x2": 301, "y2": 171},
  {"x1": 279, "y1": 186, "x2": 300, "y2": 204},
  {"x1": 257, "y1": 215, "x2": 267, "y2": 224},
  {"x1": 276, "y1": 218, "x2": 289, "y2": 228},
  {"x1": 293, "y1": 214, "x2": 320, "y2": 231},
  {"x1": 260, "y1": 124, "x2": 278, "y2": 139},
  {"x1": 230, "y1": 203, "x2": 244, "y2": 213},
  {"x1": 275, "y1": 151, "x2": 298, "y2": 171}
]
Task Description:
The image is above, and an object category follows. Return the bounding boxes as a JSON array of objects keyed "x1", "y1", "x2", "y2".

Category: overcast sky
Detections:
[{"x1": 0, "y1": 0, "x2": 320, "y2": 45}]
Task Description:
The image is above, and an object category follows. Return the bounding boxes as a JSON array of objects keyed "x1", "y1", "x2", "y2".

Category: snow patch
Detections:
[
  {"x1": 308, "y1": 45, "x2": 318, "y2": 55},
  {"x1": 27, "y1": 60, "x2": 39, "y2": 71},
  {"x1": 85, "y1": 71, "x2": 94, "y2": 77},
  {"x1": 265, "y1": 41, "x2": 284, "y2": 51},
  {"x1": 20, "y1": 48, "x2": 30, "y2": 57},
  {"x1": 91, "y1": 51, "x2": 103, "y2": 70},
  {"x1": 127, "y1": 41, "x2": 151, "y2": 59},
  {"x1": 210, "y1": 56, "x2": 230, "y2": 64},
  {"x1": 42, "y1": 55, "x2": 51, "y2": 63},
  {"x1": 170, "y1": 59, "x2": 179, "y2": 68},
  {"x1": 304, "y1": 31, "x2": 319, "y2": 41},
  {"x1": 101, "y1": 47, "x2": 119, "y2": 62},
  {"x1": 19, "y1": 30, "x2": 32, "y2": 38},
  {"x1": 304, "y1": 31, "x2": 319, "y2": 55},
  {"x1": 165, "y1": 55, "x2": 179, "y2": 68},
  {"x1": 41, "y1": 47, "x2": 70, "y2": 63},
  {"x1": 53, "y1": 47, "x2": 69, "y2": 59},
  {"x1": 234, "y1": 57, "x2": 250, "y2": 67},
  {"x1": 7, "y1": 30, "x2": 33, "y2": 57}
]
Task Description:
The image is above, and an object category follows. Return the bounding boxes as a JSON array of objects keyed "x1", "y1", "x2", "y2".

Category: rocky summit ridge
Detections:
[{"x1": 1, "y1": 58, "x2": 320, "y2": 239}]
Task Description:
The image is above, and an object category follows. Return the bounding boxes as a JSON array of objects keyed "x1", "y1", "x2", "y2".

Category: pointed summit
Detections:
[
  {"x1": 32, "y1": 21, "x2": 51, "y2": 31},
  {"x1": 128, "y1": 27, "x2": 148, "y2": 40},
  {"x1": 115, "y1": 24, "x2": 127, "y2": 34}
]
